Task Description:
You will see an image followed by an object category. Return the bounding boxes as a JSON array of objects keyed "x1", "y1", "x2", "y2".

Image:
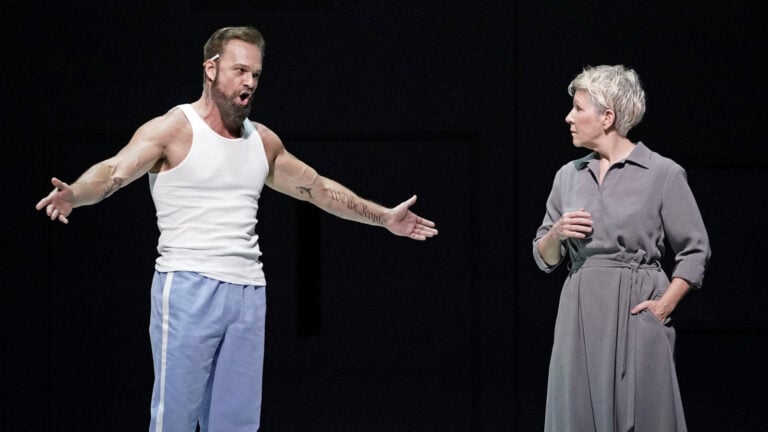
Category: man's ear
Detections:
[{"x1": 204, "y1": 59, "x2": 217, "y2": 82}]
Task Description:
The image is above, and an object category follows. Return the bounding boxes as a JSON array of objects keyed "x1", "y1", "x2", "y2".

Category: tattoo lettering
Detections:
[{"x1": 328, "y1": 188, "x2": 385, "y2": 225}]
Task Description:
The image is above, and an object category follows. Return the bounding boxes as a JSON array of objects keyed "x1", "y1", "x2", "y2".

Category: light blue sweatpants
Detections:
[{"x1": 148, "y1": 271, "x2": 266, "y2": 432}]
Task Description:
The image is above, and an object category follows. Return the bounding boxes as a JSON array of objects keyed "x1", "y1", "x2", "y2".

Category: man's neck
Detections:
[{"x1": 192, "y1": 96, "x2": 243, "y2": 139}]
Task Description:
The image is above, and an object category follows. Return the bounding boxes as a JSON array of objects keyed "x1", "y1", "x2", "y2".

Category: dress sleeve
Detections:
[
  {"x1": 661, "y1": 164, "x2": 711, "y2": 288},
  {"x1": 533, "y1": 167, "x2": 567, "y2": 273}
]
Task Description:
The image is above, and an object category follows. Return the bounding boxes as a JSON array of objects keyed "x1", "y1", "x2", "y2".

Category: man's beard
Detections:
[{"x1": 211, "y1": 80, "x2": 251, "y2": 127}]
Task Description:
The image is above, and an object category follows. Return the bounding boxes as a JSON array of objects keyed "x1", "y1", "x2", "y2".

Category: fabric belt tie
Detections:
[{"x1": 568, "y1": 251, "x2": 662, "y2": 432}]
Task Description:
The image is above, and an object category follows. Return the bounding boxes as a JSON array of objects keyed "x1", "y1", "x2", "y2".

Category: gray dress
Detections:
[{"x1": 533, "y1": 142, "x2": 710, "y2": 432}]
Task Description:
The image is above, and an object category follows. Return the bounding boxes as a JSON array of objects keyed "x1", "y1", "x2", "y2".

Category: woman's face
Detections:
[{"x1": 565, "y1": 90, "x2": 607, "y2": 148}]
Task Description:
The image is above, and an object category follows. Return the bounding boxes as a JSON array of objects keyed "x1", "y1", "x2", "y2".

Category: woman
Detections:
[{"x1": 533, "y1": 65, "x2": 710, "y2": 432}]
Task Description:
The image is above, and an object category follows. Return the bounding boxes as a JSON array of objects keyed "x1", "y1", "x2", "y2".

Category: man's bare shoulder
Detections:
[
  {"x1": 138, "y1": 107, "x2": 191, "y2": 141},
  {"x1": 253, "y1": 121, "x2": 284, "y2": 162},
  {"x1": 135, "y1": 107, "x2": 193, "y2": 171},
  {"x1": 253, "y1": 121, "x2": 280, "y2": 143}
]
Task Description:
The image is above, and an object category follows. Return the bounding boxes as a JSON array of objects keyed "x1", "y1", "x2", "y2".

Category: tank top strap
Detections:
[{"x1": 175, "y1": 104, "x2": 208, "y2": 131}]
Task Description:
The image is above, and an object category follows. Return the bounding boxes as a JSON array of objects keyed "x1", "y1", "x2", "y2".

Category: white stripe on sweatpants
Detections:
[{"x1": 155, "y1": 271, "x2": 174, "y2": 432}]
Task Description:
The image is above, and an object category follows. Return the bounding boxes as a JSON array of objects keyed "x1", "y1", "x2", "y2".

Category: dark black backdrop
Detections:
[{"x1": 5, "y1": 1, "x2": 767, "y2": 431}]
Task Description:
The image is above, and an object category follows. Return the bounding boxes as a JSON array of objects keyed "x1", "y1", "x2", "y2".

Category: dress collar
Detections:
[{"x1": 573, "y1": 141, "x2": 652, "y2": 170}]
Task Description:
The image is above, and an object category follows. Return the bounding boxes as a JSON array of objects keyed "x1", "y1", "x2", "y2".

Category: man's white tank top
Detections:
[{"x1": 148, "y1": 104, "x2": 269, "y2": 286}]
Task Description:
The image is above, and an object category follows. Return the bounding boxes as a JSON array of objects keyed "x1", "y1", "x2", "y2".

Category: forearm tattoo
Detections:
[
  {"x1": 296, "y1": 186, "x2": 313, "y2": 199},
  {"x1": 328, "y1": 188, "x2": 385, "y2": 225},
  {"x1": 102, "y1": 177, "x2": 124, "y2": 200}
]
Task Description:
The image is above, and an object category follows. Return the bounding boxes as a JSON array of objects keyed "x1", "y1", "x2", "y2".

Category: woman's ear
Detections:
[{"x1": 601, "y1": 109, "x2": 616, "y2": 130}]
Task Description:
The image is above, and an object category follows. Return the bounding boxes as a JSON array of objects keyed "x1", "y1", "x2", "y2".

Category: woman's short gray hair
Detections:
[{"x1": 568, "y1": 65, "x2": 646, "y2": 137}]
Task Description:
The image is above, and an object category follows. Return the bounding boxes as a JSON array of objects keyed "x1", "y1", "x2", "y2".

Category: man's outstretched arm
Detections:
[
  {"x1": 35, "y1": 114, "x2": 177, "y2": 223},
  {"x1": 262, "y1": 127, "x2": 437, "y2": 240}
]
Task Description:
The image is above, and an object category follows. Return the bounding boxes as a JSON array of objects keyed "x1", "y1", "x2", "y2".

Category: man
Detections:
[{"x1": 36, "y1": 26, "x2": 438, "y2": 432}]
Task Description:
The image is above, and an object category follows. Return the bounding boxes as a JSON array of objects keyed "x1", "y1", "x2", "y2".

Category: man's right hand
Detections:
[{"x1": 36, "y1": 177, "x2": 74, "y2": 224}]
